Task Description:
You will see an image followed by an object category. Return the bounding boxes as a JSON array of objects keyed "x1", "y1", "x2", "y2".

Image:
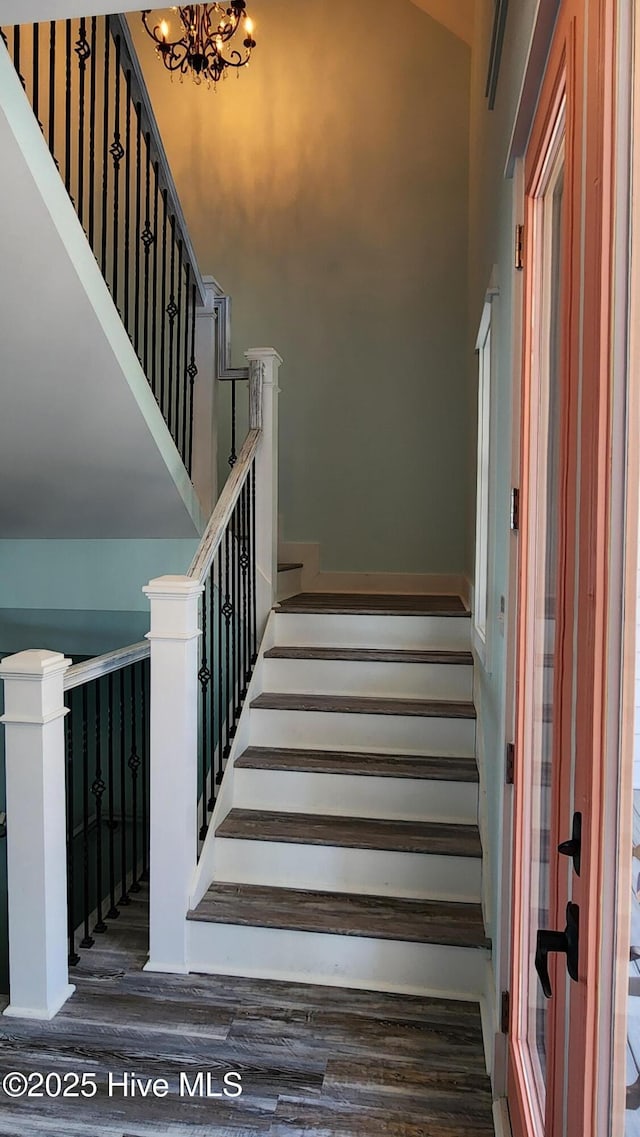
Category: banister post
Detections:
[
  {"x1": 191, "y1": 278, "x2": 219, "y2": 515},
  {"x1": 245, "y1": 347, "x2": 282, "y2": 637},
  {"x1": 0, "y1": 650, "x2": 74, "y2": 1019},
  {"x1": 142, "y1": 575, "x2": 203, "y2": 974}
]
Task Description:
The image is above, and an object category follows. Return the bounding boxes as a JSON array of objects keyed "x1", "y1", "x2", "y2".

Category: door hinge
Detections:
[
  {"x1": 506, "y1": 742, "x2": 515, "y2": 785},
  {"x1": 500, "y1": 990, "x2": 510, "y2": 1034},
  {"x1": 515, "y1": 224, "x2": 524, "y2": 270},
  {"x1": 510, "y1": 487, "x2": 520, "y2": 532}
]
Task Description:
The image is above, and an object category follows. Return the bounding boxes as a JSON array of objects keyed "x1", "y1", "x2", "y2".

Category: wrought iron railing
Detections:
[
  {"x1": 1, "y1": 16, "x2": 206, "y2": 474},
  {"x1": 63, "y1": 641, "x2": 150, "y2": 964},
  {"x1": 189, "y1": 364, "x2": 262, "y2": 847}
]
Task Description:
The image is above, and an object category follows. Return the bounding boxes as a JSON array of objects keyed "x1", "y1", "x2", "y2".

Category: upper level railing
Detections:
[
  {"x1": 1, "y1": 15, "x2": 206, "y2": 474},
  {"x1": 64, "y1": 640, "x2": 150, "y2": 965}
]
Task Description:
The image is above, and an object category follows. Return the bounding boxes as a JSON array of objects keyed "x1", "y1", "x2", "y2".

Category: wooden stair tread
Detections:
[
  {"x1": 264, "y1": 646, "x2": 473, "y2": 665},
  {"x1": 235, "y1": 746, "x2": 479, "y2": 782},
  {"x1": 277, "y1": 592, "x2": 470, "y2": 616},
  {"x1": 216, "y1": 809, "x2": 482, "y2": 857},
  {"x1": 251, "y1": 692, "x2": 476, "y2": 719},
  {"x1": 278, "y1": 562, "x2": 304, "y2": 572},
  {"x1": 188, "y1": 883, "x2": 490, "y2": 950}
]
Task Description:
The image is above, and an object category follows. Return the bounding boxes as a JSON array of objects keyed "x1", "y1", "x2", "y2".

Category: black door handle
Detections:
[
  {"x1": 558, "y1": 812, "x2": 582, "y2": 876},
  {"x1": 535, "y1": 901, "x2": 579, "y2": 999}
]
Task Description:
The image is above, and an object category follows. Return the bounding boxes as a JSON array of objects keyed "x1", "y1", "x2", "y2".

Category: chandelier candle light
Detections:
[{"x1": 141, "y1": 4, "x2": 256, "y2": 86}]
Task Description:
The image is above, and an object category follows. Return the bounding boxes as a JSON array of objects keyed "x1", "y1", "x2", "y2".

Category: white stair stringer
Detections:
[{"x1": 187, "y1": 920, "x2": 491, "y2": 1000}]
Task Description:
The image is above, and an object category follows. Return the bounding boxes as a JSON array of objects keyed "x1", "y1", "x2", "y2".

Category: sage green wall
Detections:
[
  {"x1": 467, "y1": 0, "x2": 540, "y2": 958},
  {"x1": 0, "y1": 539, "x2": 198, "y2": 653},
  {"x1": 131, "y1": 0, "x2": 471, "y2": 574}
]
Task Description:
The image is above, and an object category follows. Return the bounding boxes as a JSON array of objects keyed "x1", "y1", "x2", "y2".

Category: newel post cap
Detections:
[
  {"x1": 0, "y1": 650, "x2": 71, "y2": 681},
  {"x1": 143, "y1": 575, "x2": 204, "y2": 599},
  {"x1": 244, "y1": 347, "x2": 283, "y2": 367}
]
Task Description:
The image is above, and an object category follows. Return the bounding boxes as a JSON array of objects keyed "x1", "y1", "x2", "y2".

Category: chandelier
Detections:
[{"x1": 141, "y1": 4, "x2": 256, "y2": 86}]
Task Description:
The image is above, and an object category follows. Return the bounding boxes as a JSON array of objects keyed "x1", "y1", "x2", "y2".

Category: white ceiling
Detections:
[{"x1": 0, "y1": 0, "x2": 474, "y2": 46}]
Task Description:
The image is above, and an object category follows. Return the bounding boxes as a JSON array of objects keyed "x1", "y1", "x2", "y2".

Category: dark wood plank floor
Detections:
[
  {"x1": 0, "y1": 891, "x2": 494, "y2": 1135},
  {"x1": 216, "y1": 810, "x2": 483, "y2": 857},
  {"x1": 189, "y1": 883, "x2": 491, "y2": 949},
  {"x1": 251, "y1": 693, "x2": 476, "y2": 719},
  {"x1": 276, "y1": 594, "x2": 470, "y2": 617},
  {"x1": 235, "y1": 746, "x2": 479, "y2": 783}
]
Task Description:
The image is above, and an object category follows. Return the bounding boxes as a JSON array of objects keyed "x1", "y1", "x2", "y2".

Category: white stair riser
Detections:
[
  {"x1": 263, "y1": 657, "x2": 473, "y2": 701},
  {"x1": 187, "y1": 920, "x2": 490, "y2": 999},
  {"x1": 273, "y1": 612, "x2": 471, "y2": 651},
  {"x1": 212, "y1": 838, "x2": 482, "y2": 902},
  {"x1": 233, "y1": 768, "x2": 478, "y2": 824},
  {"x1": 249, "y1": 707, "x2": 475, "y2": 758},
  {"x1": 277, "y1": 567, "x2": 303, "y2": 602}
]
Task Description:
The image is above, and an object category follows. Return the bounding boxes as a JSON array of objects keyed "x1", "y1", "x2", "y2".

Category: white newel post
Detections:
[
  {"x1": 0, "y1": 650, "x2": 75, "y2": 1019},
  {"x1": 246, "y1": 347, "x2": 282, "y2": 636},
  {"x1": 191, "y1": 278, "x2": 219, "y2": 516},
  {"x1": 142, "y1": 575, "x2": 203, "y2": 974}
]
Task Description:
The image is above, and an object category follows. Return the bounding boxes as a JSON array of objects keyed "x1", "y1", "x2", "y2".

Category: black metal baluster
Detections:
[
  {"x1": 142, "y1": 133, "x2": 154, "y2": 376},
  {"x1": 48, "y1": 22, "x2": 56, "y2": 155},
  {"x1": 106, "y1": 672, "x2": 119, "y2": 920},
  {"x1": 223, "y1": 528, "x2": 232, "y2": 759},
  {"x1": 198, "y1": 586, "x2": 210, "y2": 840},
  {"x1": 216, "y1": 552, "x2": 224, "y2": 787},
  {"x1": 167, "y1": 217, "x2": 177, "y2": 434},
  {"x1": 229, "y1": 382, "x2": 237, "y2": 467},
  {"x1": 92, "y1": 681, "x2": 107, "y2": 934},
  {"x1": 32, "y1": 23, "x2": 40, "y2": 124},
  {"x1": 233, "y1": 500, "x2": 241, "y2": 731},
  {"x1": 240, "y1": 479, "x2": 249, "y2": 696},
  {"x1": 187, "y1": 281, "x2": 198, "y2": 475},
  {"x1": 181, "y1": 266, "x2": 191, "y2": 464},
  {"x1": 75, "y1": 18, "x2": 89, "y2": 227},
  {"x1": 110, "y1": 33, "x2": 124, "y2": 310},
  {"x1": 251, "y1": 460, "x2": 257, "y2": 663},
  {"x1": 88, "y1": 17, "x2": 97, "y2": 250},
  {"x1": 123, "y1": 68, "x2": 132, "y2": 332},
  {"x1": 151, "y1": 164, "x2": 160, "y2": 397},
  {"x1": 133, "y1": 104, "x2": 142, "y2": 355},
  {"x1": 174, "y1": 239, "x2": 184, "y2": 450},
  {"x1": 64, "y1": 20, "x2": 72, "y2": 193},
  {"x1": 66, "y1": 700, "x2": 80, "y2": 965},
  {"x1": 207, "y1": 568, "x2": 215, "y2": 809},
  {"x1": 80, "y1": 686, "x2": 94, "y2": 949},
  {"x1": 245, "y1": 475, "x2": 253, "y2": 686},
  {"x1": 100, "y1": 25, "x2": 110, "y2": 278},
  {"x1": 118, "y1": 668, "x2": 130, "y2": 906},
  {"x1": 128, "y1": 664, "x2": 141, "y2": 893},
  {"x1": 159, "y1": 191, "x2": 169, "y2": 418},
  {"x1": 141, "y1": 658, "x2": 150, "y2": 881}
]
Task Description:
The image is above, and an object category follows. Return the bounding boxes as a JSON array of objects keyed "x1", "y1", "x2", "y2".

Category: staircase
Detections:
[{"x1": 188, "y1": 592, "x2": 490, "y2": 1001}]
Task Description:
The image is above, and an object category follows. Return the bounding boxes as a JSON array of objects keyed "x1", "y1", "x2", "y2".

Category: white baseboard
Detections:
[
  {"x1": 492, "y1": 1098, "x2": 512, "y2": 1137},
  {"x1": 278, "y1": 542, "x2": 470, "y2": 601}
]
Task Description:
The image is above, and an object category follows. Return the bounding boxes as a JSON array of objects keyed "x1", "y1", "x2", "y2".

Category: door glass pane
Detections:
[{"x1": 524, "y1": 146, "x2": 565, "y2": 1118}]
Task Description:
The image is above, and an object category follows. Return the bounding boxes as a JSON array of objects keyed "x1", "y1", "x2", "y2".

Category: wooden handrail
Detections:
[
  {"x1": 188, "y1": 429, "x2": 260, "y2": 584},
  {"x1": 64, "y1": 640, "x2": 150, "y2": 691}
]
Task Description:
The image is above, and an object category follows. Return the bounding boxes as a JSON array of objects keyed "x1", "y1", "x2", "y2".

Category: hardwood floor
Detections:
[
  {"x1": 276, "y1": 594, "x2": 470, "y2": 617},
  {"x1": 0, "y1": 892, "x2": 494, "y2": 1135},
  {"x1": 234, "y1": 746, "x2": 480, "y2": 783},
  {"x1": 250, "y1": 693, "x2": 476, "y2": 719}
]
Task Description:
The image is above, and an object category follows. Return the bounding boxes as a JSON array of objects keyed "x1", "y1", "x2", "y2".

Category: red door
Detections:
[{"x1": 507, "y1": 1, "x2": 617, "y2": 1134}]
